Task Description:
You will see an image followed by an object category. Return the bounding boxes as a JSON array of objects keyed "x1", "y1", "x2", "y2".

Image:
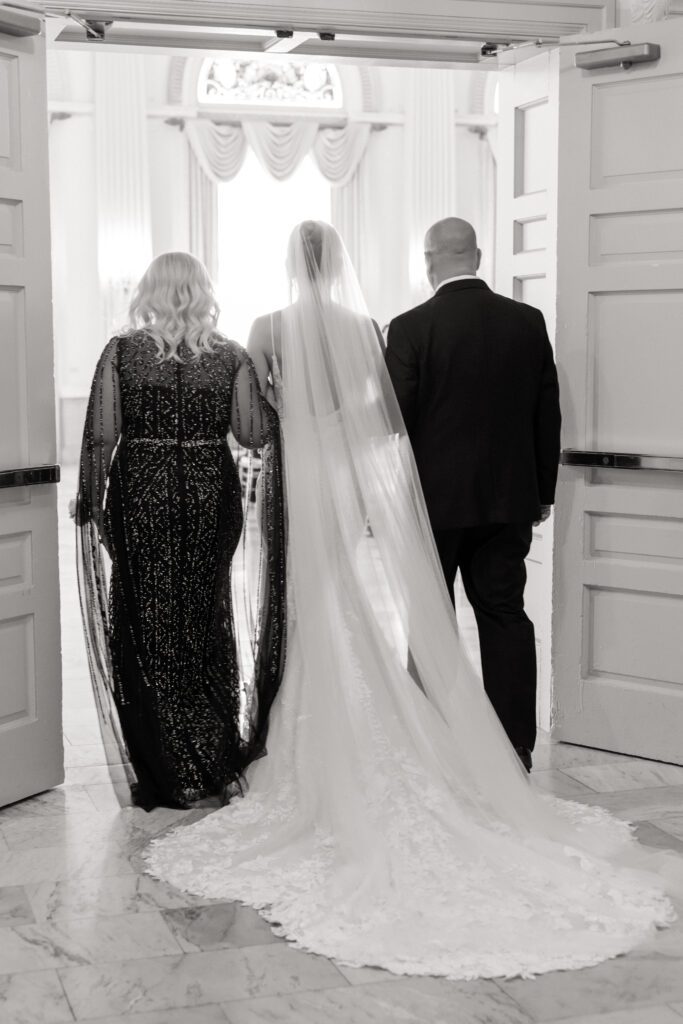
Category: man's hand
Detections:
[{"x1": 533, "y1": 504, "x2": 552, "y2": 527}]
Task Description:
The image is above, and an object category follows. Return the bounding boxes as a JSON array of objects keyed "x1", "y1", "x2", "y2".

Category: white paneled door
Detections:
[
  {"x1": 553, "y1": 20, "x2": 683, "y2": 763},
  {"x1": 496, "y1": 51, "x2": 559, "y2": 732},
  {"x1": 0, "y1": 15, "x2": 63, "y2": 805}
]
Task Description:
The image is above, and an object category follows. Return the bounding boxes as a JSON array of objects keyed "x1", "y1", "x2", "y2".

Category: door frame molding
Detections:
[{"x1": 44, "y1": 0, "x2": 616, "y2": 56}]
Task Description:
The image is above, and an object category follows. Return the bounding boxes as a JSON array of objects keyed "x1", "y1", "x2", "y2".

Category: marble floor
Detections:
[{"x1": 1, "y1": 471, "x2": 683, "y2": 1023}]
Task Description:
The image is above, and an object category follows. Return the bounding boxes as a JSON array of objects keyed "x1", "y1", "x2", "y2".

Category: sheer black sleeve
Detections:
[
  {"x1": 76, "y1": 337, "x2": 122, "y2": 537},
  {"x1": 229, "y1": 348, "x2": 286, "y2": 776},
  {"x1": 75, "y1": 336, "x2": 136, "y2": 799},
  {"x1": 230, "y1": 351, "x2": 277, "y2": 450}
]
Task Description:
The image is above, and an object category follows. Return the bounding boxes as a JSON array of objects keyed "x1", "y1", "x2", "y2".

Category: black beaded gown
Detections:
[{"x1": 76, "y1": 331, "x2": 286, "y2": 810}]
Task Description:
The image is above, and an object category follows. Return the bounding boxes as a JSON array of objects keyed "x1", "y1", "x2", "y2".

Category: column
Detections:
[
  {"x1": 404, "y1": 69, "x2": 458, "y2": 303},
  {"x1": 94, "y1": 53, "x2": 153, "y2": 336}
]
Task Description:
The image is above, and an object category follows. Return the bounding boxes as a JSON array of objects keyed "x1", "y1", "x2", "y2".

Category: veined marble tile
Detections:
[
  {"x1": 77, "y1": 1008, "x2": 229, "y2": 1024},
  {"x1": 499, "y1": 953, "x2": 683, "y2": 1021},
  {"x1": 162, "y1": 903, "x2": 281, "y2": 952},
  {"x1": 1, "y1": 811, "x2": 135, "y2": 852},
  {"x1": 0, "y1": 846, "x2": 96, "y2": 887},
  {"x1": 633, "y1": 820, "x2": 683, "y2": 856},
  {"x1": 84, "y1": 783, "x2": 133, "y2": 815},
  {"x1": 529, "y1": 770, "x2": 593, "y2": 800},
  {"x1": 66, "y1": 844, "x2": 137, "y2": 881},
  {"x1": 64, "y1": 744, "x2": 120, "y2": 770},
  {"x1": 1, "y1": 805, "x2": 194, "y2": 858},
  {"x1": 0, "y1": 910, "x2": 180, "y2": 972},
  {"x1": 0, "y1": 969, "x2": 74, "y2": 1023},
  {"x1": 0, "y1": 786, "x2": 97, "y2": 822},
  {"x1": 64, "y1": 725, "x2": 109, "y2": 747},
  {"x1": 26, "y1": 872, "x2": 210, "y2": 922},
  {"x1": 568, "y1": 785, "x2": 683, "y2": 821},
  {"x1": 58, "y1": 945, "x2": 344, "y2": 1019},
  {"x1": 649, "y1": 813, "x2": 683, "y2": 843},
  {"x1": 563, "y1": 762, "x2": 683, "y2": 794},
  {"x1": 536, "y1": 1008, "x2": 683, "y2": 1024},
  {"x1": 61, "y1": 708, "x2": 99, "y2": 728},
  {"x1": 64, "y1": 765, "x2": 129, "y2": 787},
  {"x1": 531, "y1": 743, "x2": 633, "y2": 772},
  {"x1": 222, "y1": 977, "x2": 533, "y2": 1024},
  {"x1": 332, "y1": 963, "x2": 403, "y2": 985},
  {"x1": 0, "y1": 842, "x2": 136, "y2": 887},
  {"x1": 0, "y1": 886, "x2": 35, "y2": 927}
]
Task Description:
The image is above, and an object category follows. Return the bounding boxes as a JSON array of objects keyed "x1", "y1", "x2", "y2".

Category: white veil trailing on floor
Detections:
[
  {"x1": 279, "y1": 221, "x2": 543, "y2": 820},
  {"x1": 147, "y1": 222, "x2": 681, "y2": 980},
  {"x1": 280, "y1": 221, "x2": 598, "y2": 842}
]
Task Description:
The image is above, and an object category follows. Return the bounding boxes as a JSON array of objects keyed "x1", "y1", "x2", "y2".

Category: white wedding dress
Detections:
[{"x1": 145, "y1": 223, "x2": 679, "y2": 980}]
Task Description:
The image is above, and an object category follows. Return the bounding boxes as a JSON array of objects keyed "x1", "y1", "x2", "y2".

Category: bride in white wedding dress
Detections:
[{"x1": 145, "y1": 221, "x2": 680, "y2": 980}]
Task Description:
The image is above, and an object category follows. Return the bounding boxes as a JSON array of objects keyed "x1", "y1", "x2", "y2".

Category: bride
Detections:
[{"x1": 146, "y1": 220, "x2": 678, "y2": 980}]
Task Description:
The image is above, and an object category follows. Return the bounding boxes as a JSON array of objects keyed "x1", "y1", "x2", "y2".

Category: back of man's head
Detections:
[{"x1": 424, "y1": 218, "x2": 481, "y2": 290}]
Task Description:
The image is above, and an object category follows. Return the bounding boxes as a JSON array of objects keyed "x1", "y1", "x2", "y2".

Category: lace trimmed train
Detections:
[{"x1": 145, "y1": 634, "x2": 675, "y2": 980}]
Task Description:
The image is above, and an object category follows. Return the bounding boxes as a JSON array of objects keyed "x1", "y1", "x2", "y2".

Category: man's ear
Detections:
[
  {"x1": 424, "y1": 254, "x2": 434, "y2": 289},
  {"x1": 475, "y1": 248, "x2": 482, "y2": 271}
]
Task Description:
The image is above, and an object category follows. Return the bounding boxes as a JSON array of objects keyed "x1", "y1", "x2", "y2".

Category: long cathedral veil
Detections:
[{"x1": 278, "y1": 221, "x2": 682, "y2": 865}]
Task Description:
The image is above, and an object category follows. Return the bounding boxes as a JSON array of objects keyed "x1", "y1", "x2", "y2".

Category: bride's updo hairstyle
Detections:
[
  {"x1": 286, "y1": 220, "x2": 344, "y2": 294},
  {"x1": 127, "y1": 252, "x2": 223, "y2": 362}
]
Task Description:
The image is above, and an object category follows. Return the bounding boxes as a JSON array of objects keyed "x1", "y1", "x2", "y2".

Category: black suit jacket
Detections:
[{"x1": 386, "y1": 279, "x2": 561, "y2": 529}]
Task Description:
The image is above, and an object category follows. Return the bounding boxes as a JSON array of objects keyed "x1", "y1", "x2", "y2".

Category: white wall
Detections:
[
  {"x1": 49, "y1": 113, "x2": 102, "y2": 462},
  {"x1": 148, "y1": 120, "x2": 190, "y2": 256},
  {"x1": 354, "y1": 125, "x2": 408, "y2": 326}
]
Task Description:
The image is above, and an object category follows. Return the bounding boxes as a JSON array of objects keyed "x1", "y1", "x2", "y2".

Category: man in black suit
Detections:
[{"x1": 386, "y1": 218, "x2": 561, "y2": 771}]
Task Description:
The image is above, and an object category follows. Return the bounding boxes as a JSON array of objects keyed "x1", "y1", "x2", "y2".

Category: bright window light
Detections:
[{"x1": 216, "y1": 149, "x2": 332, "y2": 345}]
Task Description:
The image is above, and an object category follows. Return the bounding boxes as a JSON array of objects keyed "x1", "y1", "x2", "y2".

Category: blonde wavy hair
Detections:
[{"x1": 127, "y1": 252, "x2": 223, "y2": 361}]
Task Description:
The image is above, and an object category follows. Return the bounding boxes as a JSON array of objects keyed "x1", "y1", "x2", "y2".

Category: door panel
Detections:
[
  {"x1": 496, "y1": 50, "x2": 559, "y2": 732},
  {"x1": 0, "y1": 21, "x2": 63, "y2": 806},
  {"x1": 553, "y1": 18, "x2": 683, "y2": 763}
]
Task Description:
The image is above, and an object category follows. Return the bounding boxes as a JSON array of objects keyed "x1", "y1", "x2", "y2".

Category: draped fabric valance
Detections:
[
  {"x1": 185, "y1": 120, "x2": 247, "y2": 182},
  {"x1": 243, "y1": 120, "x2": 319, "y2": 181},
  {"x1": 314, "y1": 124, "x2": 371, "y2": 186},
  {"x1": 185, "y1": 117, "x2": 371, "y2": 187}
]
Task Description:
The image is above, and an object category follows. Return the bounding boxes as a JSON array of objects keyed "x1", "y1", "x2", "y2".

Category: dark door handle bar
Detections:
[
  {"x1": 0, "y1": 465, "x2": 61, "y2": 489},
  {"x1": 561, "y1": 450, "x2": 683, "y2": 472}
]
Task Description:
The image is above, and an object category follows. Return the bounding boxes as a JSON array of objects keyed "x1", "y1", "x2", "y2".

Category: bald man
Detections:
[{"x1": 386, "y1": 218, "x2": 561, "y2": 772}]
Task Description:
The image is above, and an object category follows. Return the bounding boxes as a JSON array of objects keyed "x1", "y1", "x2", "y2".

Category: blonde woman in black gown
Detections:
[{"x1": 76, "y1": 253, "x2": 285, "y2": 811}]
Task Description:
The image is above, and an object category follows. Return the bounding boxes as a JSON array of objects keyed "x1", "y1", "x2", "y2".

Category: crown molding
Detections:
[{"x1": 44, "y1": 0, "x2": 616, "y2": 43}]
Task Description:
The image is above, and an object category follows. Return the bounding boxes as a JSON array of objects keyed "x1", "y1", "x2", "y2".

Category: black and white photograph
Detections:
[{"x1": 1, "y1": 1, "x2": 683, "y2": 1022}]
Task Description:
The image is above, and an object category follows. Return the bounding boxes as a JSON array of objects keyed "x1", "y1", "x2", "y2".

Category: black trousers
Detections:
[{"x1": 433, "y1": 523, "x2": 537, "y2": 752}]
